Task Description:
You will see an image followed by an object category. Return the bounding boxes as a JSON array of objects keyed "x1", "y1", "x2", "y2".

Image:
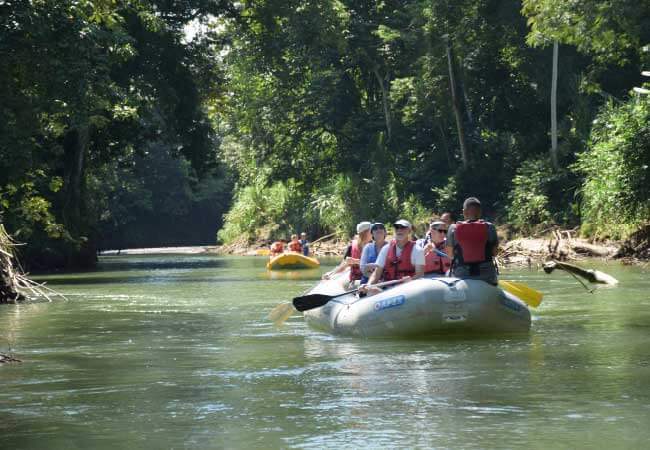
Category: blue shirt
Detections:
[
  {"x1": 299, "y1": 239, "x2": 309, "y2": 256},
  {"x1": 360, "y1": 241, "x2": 387, "y2": 283}
]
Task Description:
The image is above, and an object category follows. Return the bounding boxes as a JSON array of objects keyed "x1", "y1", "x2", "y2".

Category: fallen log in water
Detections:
[{"x1": 543, "y1": 260, "x2": 619, "y2": 285}]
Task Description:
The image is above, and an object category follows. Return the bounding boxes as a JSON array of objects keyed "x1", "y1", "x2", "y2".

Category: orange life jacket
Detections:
[
  {"x1": 383, "y1": 240, "x2": 415, "y2": 281},
  {"x1": 424, "y1": 241, "x2": 451, "y2": 274},
  {"x1": 454, "y1": 220, "x2": 490, "y2": 264},
  {"x1": 271, "y1": 241, "x2": 284, "y2": 253},
  {"x1": 349, "y1": 239, "x2": 363, "y2": 281},
  {"x1": 288, "y1": 241, "x2": 302, "y2": 252}
]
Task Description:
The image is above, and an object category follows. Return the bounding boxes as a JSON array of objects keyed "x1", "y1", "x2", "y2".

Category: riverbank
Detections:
[
  {"x1": 211, "y1": 228, "x2": 649, "y2": 265},
  {"x1": 97, "y1": 226, "x2": 649, "y2": 266},
  {"x1": 100, "y1": 246, "x2": 219, "y2": 256}
]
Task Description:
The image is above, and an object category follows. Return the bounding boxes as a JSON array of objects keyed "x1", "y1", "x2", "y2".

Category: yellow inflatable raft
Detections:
[{"x1": 266, "y1": 252, "x2": 320, "y2": 270}]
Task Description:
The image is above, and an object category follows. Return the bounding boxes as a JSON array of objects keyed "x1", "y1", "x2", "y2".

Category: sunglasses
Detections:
[
  {"x1": 393, "y1": 225, "x2": 409, "y2": 230},
  {"x1": 435, "y1": 228, "x2": 448, "y2": 233}
]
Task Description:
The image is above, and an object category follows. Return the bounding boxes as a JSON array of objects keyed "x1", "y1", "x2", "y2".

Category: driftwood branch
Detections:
[
  {"x1": 1, "y1": 224, "x2": 67, "y2": 303},
  {"x1": 543, "y1": 260, "x2": 619, "y2": 285}
]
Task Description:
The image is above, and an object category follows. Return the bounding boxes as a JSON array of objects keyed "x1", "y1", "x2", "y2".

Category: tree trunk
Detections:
[
  {"x1": 550, "y1": 40, "x2": 559, "y2": 169},
  {"x1": 63, "y1": 126, "x2": 89, "y2": 235},
  {"x1": 437, "y1": 120, "x2": 452, "y2": 168},
  {"x1": 373, "y1": 66, "x2": 392, "y2": 143},
  {"x1": 446, "y1": 40, "x2": 469, "y2": 169}
]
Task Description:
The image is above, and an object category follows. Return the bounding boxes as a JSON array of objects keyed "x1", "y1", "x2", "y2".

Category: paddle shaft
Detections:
[
  {"x1": 292, "y1": 279, "x2": 404, "y2": 312},
  {"x1": 322, "y1": 278, "x2": 404, "y2": 300}
]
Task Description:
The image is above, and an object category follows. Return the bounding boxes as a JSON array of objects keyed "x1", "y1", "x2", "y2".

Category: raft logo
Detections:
[{"x1": 374, "y1": 295, "x2": 405, "y2": 311}]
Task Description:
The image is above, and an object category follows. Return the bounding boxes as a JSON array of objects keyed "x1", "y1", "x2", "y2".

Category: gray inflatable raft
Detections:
[{"x1": 303, "y1": 276, "x2": 531, "y2": 337}]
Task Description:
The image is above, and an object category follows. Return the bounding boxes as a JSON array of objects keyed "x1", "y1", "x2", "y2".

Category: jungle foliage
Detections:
[
  {"x1": 1, "y1": 1, "x2": 649, "y2": 266},
  {"x1": 0, "y1": 0, "x2": 234, "y2": 267},
  {"x1": 215, "y1": 0, "x2": 649, "y2": 242}
]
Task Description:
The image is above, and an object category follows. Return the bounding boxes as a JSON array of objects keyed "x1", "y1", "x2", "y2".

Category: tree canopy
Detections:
[{"x1": 1, "y1": 0, "x2": 648, "y2": 266}]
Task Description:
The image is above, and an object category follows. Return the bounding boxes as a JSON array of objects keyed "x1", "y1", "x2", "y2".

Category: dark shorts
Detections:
[{"x1": 451, "y1": 262, "x2": 498, "y2": 285}]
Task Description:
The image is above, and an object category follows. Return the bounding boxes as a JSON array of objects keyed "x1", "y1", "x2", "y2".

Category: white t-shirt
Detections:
[{"x1": 375, "y1": 241, "x2": 425, "y2": 269}]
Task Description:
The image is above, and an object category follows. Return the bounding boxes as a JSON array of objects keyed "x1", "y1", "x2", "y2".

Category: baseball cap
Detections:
[
  {"x1": 356, "y1": 221, "x2": 372, "y2": 233},
  {"x1": 371, "y1": 222, "x2": 385, "y2": 231},
  {"x1": 429, "y1": 220, "x2": 446, "y2": 229},
  {"x1": 393, "y1": 219, "x2": 412, "y2": 228}
]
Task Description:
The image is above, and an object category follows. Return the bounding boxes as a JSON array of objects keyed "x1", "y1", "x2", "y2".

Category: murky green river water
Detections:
[{"x1": 1, "y1": 255, "x2": 649, "y2": 449}]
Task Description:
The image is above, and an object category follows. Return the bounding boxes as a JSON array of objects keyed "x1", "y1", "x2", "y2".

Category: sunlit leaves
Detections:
[
  {"x1": 575, "y1": 98, "x2": 650, "y2": 238},
  {"x1": 522, "y1": 0, "x2": 646, "y2": 65}
]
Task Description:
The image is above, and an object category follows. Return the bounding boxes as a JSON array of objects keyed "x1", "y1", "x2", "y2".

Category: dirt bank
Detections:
[
  {"x1": 101, "y1": 227, "x2": 647, "y2": 265},
  {"x1": 212, "y1": 229, "x2": 635, "y2": 266},
  {"x1": 499, "y1": 230, "x2": 620, "y2": 266}
]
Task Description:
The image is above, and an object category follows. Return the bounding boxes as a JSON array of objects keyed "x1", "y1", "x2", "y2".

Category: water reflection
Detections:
[{"x1": 260, "y1": 268, "x2": 323, "y2": 281}]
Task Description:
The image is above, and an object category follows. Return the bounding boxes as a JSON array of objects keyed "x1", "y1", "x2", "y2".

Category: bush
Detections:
[
  {"x1": 217, "y1": 177, "x2": 307, "y2": 244},
  {"x1": 574, "y1": 97, "x2": 650, "y2": 239},
  {"x1": 505, "y1": 158, "x2": 555, "y2": 232},
  {"x1": 310, "y1": 174, "x2": 358, "y2": 235}
]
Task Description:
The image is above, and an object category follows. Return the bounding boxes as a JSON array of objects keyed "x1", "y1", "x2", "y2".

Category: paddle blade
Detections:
[
  {"x1": 268, "y1": 302, "x2": 296, "y2": 326},
  {"x1": 292, "y1": 293, "x2": 334, "y2": 312},
  {"x1": 499, "y1": 280, "x2": 543, "y2": 308}
]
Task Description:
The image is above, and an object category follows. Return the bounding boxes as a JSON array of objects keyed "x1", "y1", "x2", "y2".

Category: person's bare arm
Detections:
[
  {"x1": 367, "y1": 266, "x2": 383, "y2": 285},
  {"x1": 322, "y1": 260, "x2": 347, "y2": 279},
  {"x1": 346, "y1": 257, "x2": 361, "y2": 266},
  {"x1": 445, "y1": 245, "x2": 454, "y2": 260}
]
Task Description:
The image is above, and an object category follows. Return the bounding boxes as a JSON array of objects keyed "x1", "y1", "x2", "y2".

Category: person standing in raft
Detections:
[
  {"x1": 419, "y1": 220, "x2": 451, "y2": 275},
  {"x1": 445, "y1": 197, "x2": 499, "y2": 285},
  {"x1": 322, "y1": 221, "x2": 372, "y2": 283},
  {"x1": 361, "y1": 219, "x2": 425, "y2": 295},
  {"x1": 288, "y1": 234, "x2": 302, "y2": 253},
  {"x1": 359, "y1": 222, "x2": 388, "y2": 284},
  {"x1": 299, "y1": 232, "x2": 310, "y2": 256}
]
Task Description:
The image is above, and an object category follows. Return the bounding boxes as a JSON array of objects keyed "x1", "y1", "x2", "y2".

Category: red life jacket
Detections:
[
  {"x1": 271, "y1": 241, "x2": 284, "y2": 253},
  {"x1": 383, "y1": 240, "x2": 415, "y2": 281},
  {"x1": 454, "y1": 220, "x2": 490, "y2": 264},
  {"x1": 349, "y1": 239, "x2": 363, "y2": 281},
  {"x1": 424, "y1": 241, "x2": 452, "y2": 274},
  {"x1": 288, "y1": 241, "x2": 302, "y2": 252}
]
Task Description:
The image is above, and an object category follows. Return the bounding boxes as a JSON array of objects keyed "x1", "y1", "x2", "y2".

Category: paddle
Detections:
[
  {"x1": 498, "y1": 280, "x2": 543, "y2": 307},
  {"x1": 292, "y1": 279, "x2": 403, "y2": 312},
  {"x1": 430, "y1": 249, "x2": 544, "y2": 308},
  {"x1": 268, "y1": 302, "x2": 296, "y2": 326}
]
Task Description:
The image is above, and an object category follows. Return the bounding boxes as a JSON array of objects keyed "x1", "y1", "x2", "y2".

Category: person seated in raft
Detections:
[
  {"x1": 360, "y1": 219, "x2": 425, "y2": 296},
  {"x1": 322, "y1": 221, "x2": 372, "y2": 282},
  {"x1": 288, "y1": 234, "x2": 302, "y2": 253},
  {"x1": 359, "y1": 222, "x2": 388, "y2": 284},
  {"x1": 270, "y1": 239, "x2": 285, "y2": 256},
  {"x1": 418, "y1": 220, "x2": 451, "y2": 275},
  {"x1": 440, "y1": 211, "x2": 453, "y2": 228},
  {"x1": 299, "y1": 232, "x2": 310, "y2": 256},
  {"x1": 445, "y1": 197, "x2": 499, "y2": 285},
  {"x1": 424, "y1": 212, "x2": 453, "y2": 241}
]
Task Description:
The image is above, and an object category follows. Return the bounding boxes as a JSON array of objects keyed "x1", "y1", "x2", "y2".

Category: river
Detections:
[{"x1": 1, "y1": 255, "x2": 649, "y2": 449}]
